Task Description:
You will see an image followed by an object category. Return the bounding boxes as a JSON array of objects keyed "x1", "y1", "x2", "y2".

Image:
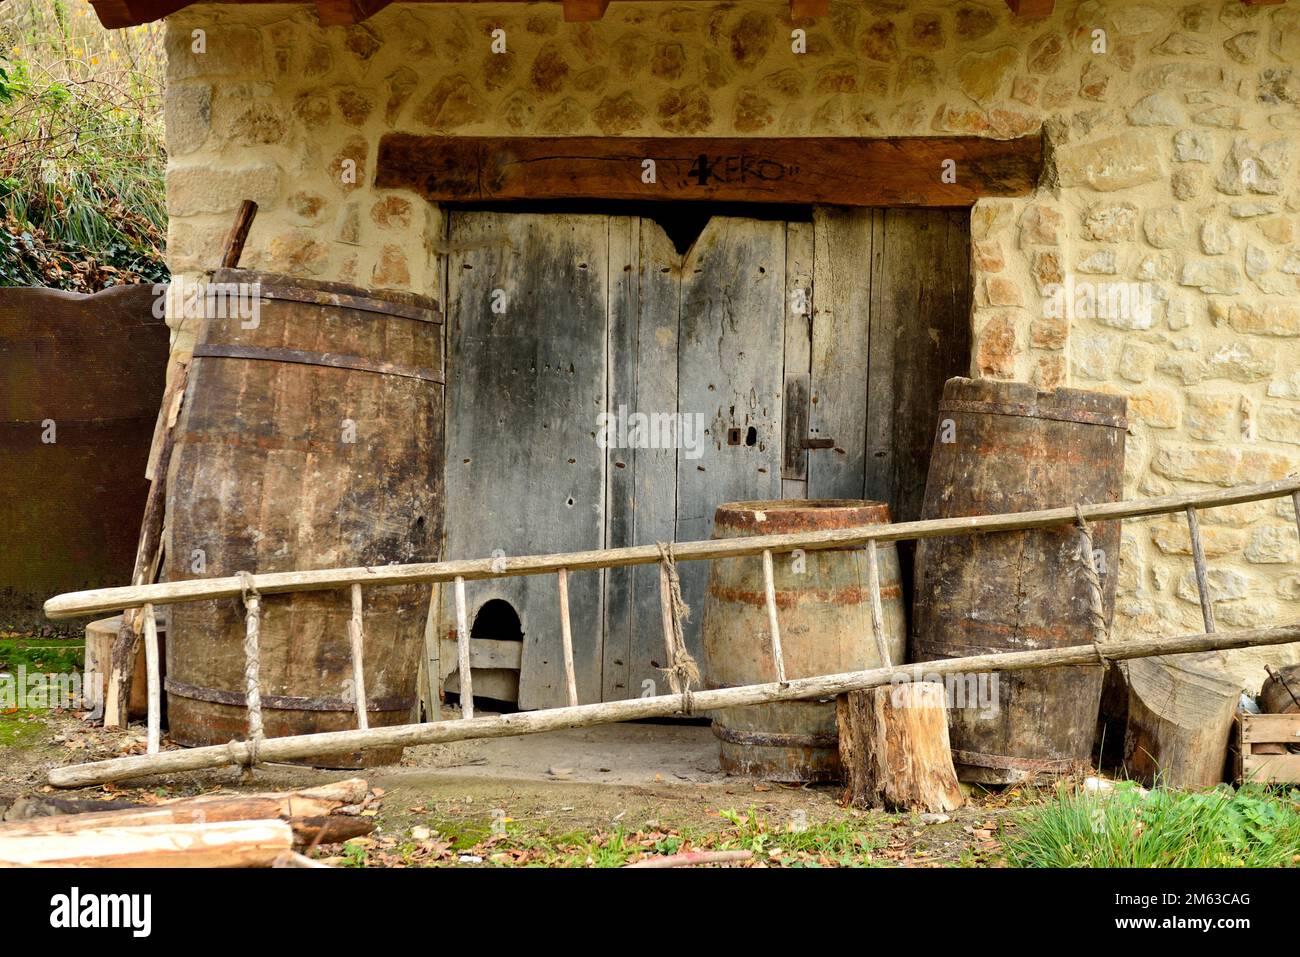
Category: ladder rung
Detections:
[
  {"x1": 1185, "y1": 506, "x2": 1216, "y2": 634},
  {"x1": 761, "y1": 549, "x2": 788, "y2": 684},
  {"x1": 453, "y1": 576, "x2": 474, "y2": 720},
  {"x1": 865, "y1": 540, "x2": 891, "y2": 668},
  {"x1": 557, "y1": 568, "x2": 578, "y2": 707},
  {"x1": 347, "y1": 583, "x2": 369, "y2": 730},
  {"x1": 142, "y1": 603, "x2": 161, "y2": 755}
]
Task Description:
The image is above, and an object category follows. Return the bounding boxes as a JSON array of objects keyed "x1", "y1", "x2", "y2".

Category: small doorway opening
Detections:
[
  {"x1": 445, "y1": 598, "x2": 524, "y2": 714},
  {"x1": 470, "y1": 598, "x2": 523, "y2": 643}
]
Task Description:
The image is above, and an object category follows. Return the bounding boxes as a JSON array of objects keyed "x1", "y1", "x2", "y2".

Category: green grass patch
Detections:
[
  {"x1": 0, "y1": 709, "x2": 49, "y2": 747},
  {"x1": 1005, "y1": 783, "x2": 1300, "y2": 868},
  {"x1": 0, "y1": 635, "x2": 83, "y2": 675},
  {"x1": 355, "y1": 807, "x2": 891, "y2": 868}
]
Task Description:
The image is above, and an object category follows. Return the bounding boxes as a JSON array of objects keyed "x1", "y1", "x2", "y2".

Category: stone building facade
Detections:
[{"x1": 160, "y1": 0, "x2": 1300, "y2": 684}]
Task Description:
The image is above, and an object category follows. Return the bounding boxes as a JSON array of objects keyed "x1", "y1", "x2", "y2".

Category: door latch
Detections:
[{"x1": 800, "y1": 437, "x2": 835, "y2": 450}]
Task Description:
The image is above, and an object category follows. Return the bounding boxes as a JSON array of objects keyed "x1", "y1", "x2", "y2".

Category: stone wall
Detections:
[{"x1": 163, "y1": 0, "x2": 1300, "y2": 683}]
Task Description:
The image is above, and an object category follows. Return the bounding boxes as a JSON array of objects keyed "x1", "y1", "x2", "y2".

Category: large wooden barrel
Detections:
[
  {"x1": 1261, "y1": 663, "x2": 1300, "y2": 715},
  {"x1": 0, "y1": 284, "x2": 168, "y2": 632},
  {"x1": 164, "y1": 269, "x2": 443, "y2": 768},
  {"x1": 912, "y1": 377, "x2": 1127, "y2": 784},
  {"x1": 701, "y1": 500, "x2": 907, "y2": 782}
]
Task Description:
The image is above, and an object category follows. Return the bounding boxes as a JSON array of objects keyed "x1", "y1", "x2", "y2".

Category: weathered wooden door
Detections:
[
  {"x1": 443, "y1": 211, "x2": 609, "y2": 710},
  {"x1": 442, "y1": 207, "x2": 970, "y2": 710}
]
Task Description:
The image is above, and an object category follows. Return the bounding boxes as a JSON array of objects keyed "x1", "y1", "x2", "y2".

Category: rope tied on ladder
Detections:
[
  {"x1": 656, "y1": 542, "x2": 701, "y2": 713},
  {"x1": 236, "y1": 570, "x2": 265, "y2": 768},
  {"x1": 1073, "y1": 508, "x2": 1114, "y2": 670}
]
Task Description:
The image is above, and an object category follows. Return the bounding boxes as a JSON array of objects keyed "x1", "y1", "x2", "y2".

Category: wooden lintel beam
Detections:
[
  {"x1": 789, "y1": 0, "x2": 830, "y2": 17},
  {"x1": 563, "y1": 0, "x2": 611, "y2": 21},
  {"x1": 1004, "y1": 0, "x2": 1055, "y2": 16},
  {"x1": 315, "y1": 0, "x2": 392, "y2": 26},
  {"x1": 376, "y1": 133, "x2": 1044, "y2": 208},
  {"x1": 89, "y1": 0, "x2": 192, "y2": 29}
]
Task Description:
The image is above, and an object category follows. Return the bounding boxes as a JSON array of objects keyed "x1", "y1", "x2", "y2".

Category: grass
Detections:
[
  {"x1": 1004, "y1": 782, "x2": 1300, "y2": 868},
  {"x1": 335, "y1": 806, "x2": 896, "y2": 868},
  {"x1": 0, "y1": 0, "x2": 167, "y2": 289},
  {"x1": 0, "y1": 634, "x2": 84, "y2": 676}
]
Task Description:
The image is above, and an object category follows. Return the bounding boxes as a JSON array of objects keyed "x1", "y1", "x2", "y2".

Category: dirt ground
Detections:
[{"x1": 1, "y1": 708, "x2": 1040, "y2": 866}]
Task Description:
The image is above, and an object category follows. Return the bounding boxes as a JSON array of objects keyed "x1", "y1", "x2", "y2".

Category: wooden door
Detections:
[
  {"x1": 442, "y1": 207, "x2": 970, "y2": 709},
  {"x1": 443, "y1": 211, "x2": 609, "y2": 710}
]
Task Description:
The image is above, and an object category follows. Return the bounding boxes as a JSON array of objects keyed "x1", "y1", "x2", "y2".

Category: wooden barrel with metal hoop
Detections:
[
  {"x1": 163, "y1": 269, "x2": 443, "y2": 768},
  {"x1": 701, "y1": 500, "x2": 906, "y2": 782},
  {"x1": 911, "y1": 377, "x2": 1127, "y2": 784}
]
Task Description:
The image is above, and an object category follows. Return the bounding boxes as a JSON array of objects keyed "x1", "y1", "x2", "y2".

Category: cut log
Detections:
[
  {"x1": 1123, "y1": 653, "x2": 1240, "y2": 789},
  {"x1": 0, "y1": 820, "x2": 293, "y2": 867},
  {"x1": 1261, "y1": 664, "x2": 1300, "y2": 715},
  {"x1": 0, "y1": 779, "x2": 368, "y2": 838},
  {"x1": 836, "y1": 683, "x2": 963, "y2": 813},
  {"x1": 291, "y1": 815, "x2": 375, "y2": 849}
]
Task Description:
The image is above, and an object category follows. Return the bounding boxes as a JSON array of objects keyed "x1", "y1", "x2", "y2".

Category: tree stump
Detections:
[
  {"x1": 837, "y1": 683, "x2": 964, "y2": 813},
  {"x1": 1123, "y1": 653, "x2": 1239, "y2": 789}
]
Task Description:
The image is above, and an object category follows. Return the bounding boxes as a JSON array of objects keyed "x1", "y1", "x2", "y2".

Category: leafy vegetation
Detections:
[
  {"x1": 333, "y1": 806, "x2": 902, "y2": 868},
  {"x1": 1005, "y1": 782, "x2": 1300, "y2": 868},
  {"x1": 0, "y1": 0, "x2": 167, "y2": 289}
]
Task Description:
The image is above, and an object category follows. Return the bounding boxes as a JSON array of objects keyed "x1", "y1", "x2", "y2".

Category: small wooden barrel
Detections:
[
  {"x1": 164, "y1": 270, "x2": 443, "y2": 768},
  {"x1": 701, "y1": 500, "x2": 906, "y2": 782},
  {"x1": 912, "y1": 377, "x2": 1127, "y2": 784}
]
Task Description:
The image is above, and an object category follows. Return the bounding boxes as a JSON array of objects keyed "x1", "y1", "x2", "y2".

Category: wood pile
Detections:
[{"x1": 0, "y1": 778, "x2": 375, "y2": 867}]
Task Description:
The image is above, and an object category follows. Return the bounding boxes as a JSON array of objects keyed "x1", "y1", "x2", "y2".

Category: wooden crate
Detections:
[{"x1": 1235, "y1": 714, "x2": 1300, "y2": 784}]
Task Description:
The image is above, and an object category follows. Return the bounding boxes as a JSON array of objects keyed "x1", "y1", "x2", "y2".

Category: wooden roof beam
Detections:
[
  {"x1": 562, "y1": 0, "x2": 610, "y2": 21},
  {"x1": 1004, "y1": 0, "x2": 1055, "y2": 16},
  {"x1": 789, "y1": 0, "x2": 829, "y2": 17},
  {"x1": 314, "y1": 0, "x2": 392, "y2": 26},
  {"x1": 88, "y1": 0, "x2": 193, "y2": 29}
]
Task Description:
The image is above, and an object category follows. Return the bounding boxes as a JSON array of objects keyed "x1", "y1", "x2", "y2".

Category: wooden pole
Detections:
[
  {"x1": 46, "y1": 623, "x2": 1300, "y2": 788},
  {"x1": 220, "y1": 199, "x2": 258, "y2": 269},
  {"x1": 142, "y1": 603, "x2": 161, "y2": 754},
  {"x1": 761, "y1": 549, "x2": 787, "y2": 683},
  {"x1": 422, "y1": 583, "x2": 441, "y2": 721},
  {"x1": 658, "y1": 560, "x2": 675, "y2": 676},
  {"x1": 0, "y1": 820, "x2": 293, "y2": 868},
  {"x1": 865, "y1": 539, "x2": 892, "y2": 667},
  {"x1": 347, "y1": 584, "x2": 368, "y2": 730},
  {"x1": 453, "y1": 576, "x2": 473, "y2": 720},
  {"x1": 1292, "y1": 491, "x2": 1300, "y2": 550},
  {"x1": 47, "y1": 477, "x2": 1300, "y2": 620},
  {"x1": 558, "y1": 568, "x2": 578, "y2": 707},
  {"x1": 1185, "y1": 506, "x2": 1216, "y2": 633},
  {"x1": 103, "y1": 362, "x2": 189, "y2": 725}
]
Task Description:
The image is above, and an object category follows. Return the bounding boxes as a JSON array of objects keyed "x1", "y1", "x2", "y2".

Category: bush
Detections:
[
  {"x1": 1005, "y1": 782, "x2": 1300, "y2": 868},
  {"x1": 0, "y1": 0, "x2": 167, "y2": 290}
]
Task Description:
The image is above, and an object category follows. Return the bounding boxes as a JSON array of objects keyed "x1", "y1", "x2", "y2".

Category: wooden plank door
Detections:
[
  {"x1": 804, "y1": 208, "x2": 971, "y2": 523},
  {"x1": 443, "y1": 210, "x2": 609, "y2": 711},
  {"x1": 673, "y1": 216, "x2": 787, "y2": 660},
  {"x1": 601, "y1": 218, "x2": 682, "y2": 701}
]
